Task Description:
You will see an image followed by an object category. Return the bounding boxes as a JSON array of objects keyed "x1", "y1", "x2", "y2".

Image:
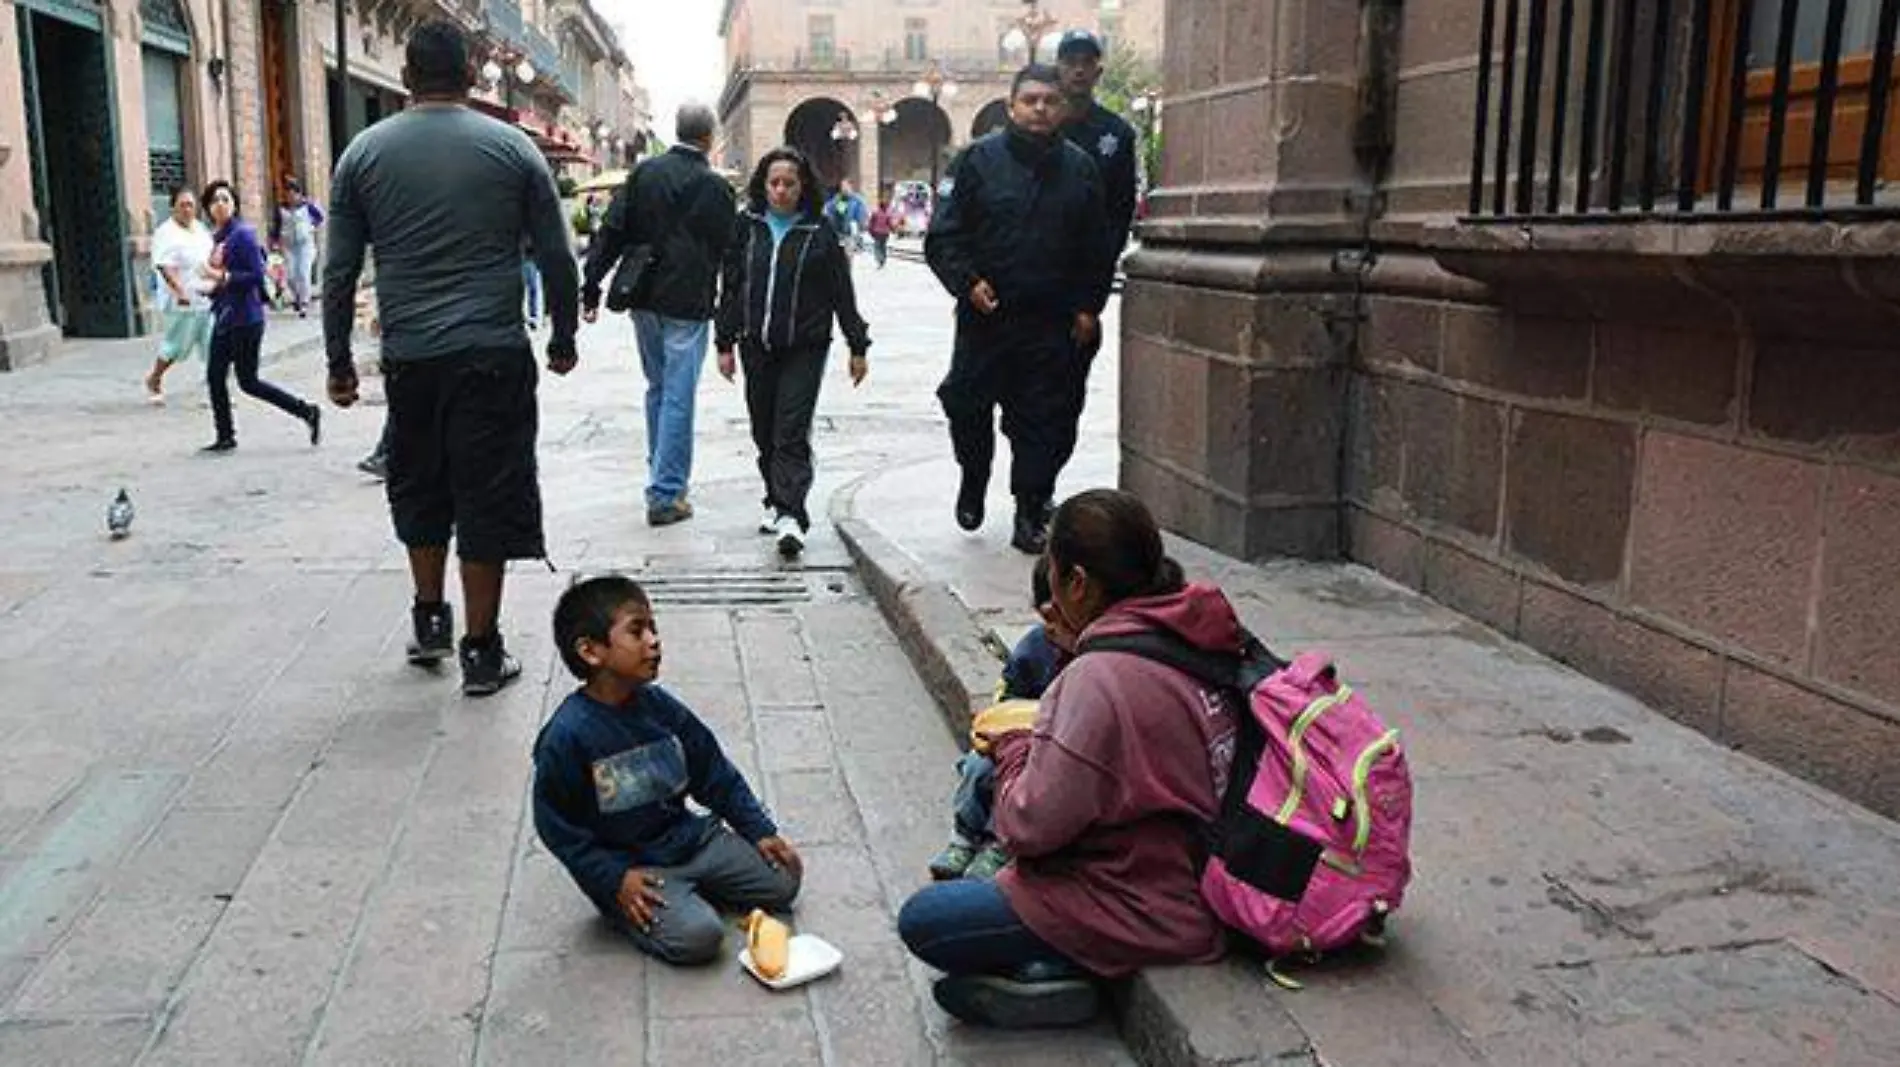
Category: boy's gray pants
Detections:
[{"x1": 605, "y1": 827, "x2": 800, "y2": 965}]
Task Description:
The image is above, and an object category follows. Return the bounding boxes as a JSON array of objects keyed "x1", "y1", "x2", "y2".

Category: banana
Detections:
[{"x1": 745, "y1": 908, "x2": 791, "y2": 980}]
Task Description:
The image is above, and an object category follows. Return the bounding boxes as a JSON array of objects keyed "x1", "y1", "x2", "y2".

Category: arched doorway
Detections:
[
  {"x1": 881, "y1": 97, "x2": 951, "y2": 186},
  {"x1": 971, "y1": 99, "x2": 1008, "y2": 140},
  {"x1": 785, "y1": 97, "x2": 860, "y2": 192}
]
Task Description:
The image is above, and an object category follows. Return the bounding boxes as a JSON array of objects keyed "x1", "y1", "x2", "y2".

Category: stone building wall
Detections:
[{"x1": 1130, "y1": 0, "x2": 1900, "y2": 817}]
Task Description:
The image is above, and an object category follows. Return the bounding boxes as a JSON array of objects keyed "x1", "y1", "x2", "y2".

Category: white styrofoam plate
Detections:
[{"x1": 738, "y1": 933, "x2": 844, "y2": 990}]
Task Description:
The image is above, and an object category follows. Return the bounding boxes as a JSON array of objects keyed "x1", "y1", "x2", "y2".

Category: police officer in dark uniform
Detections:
[
  {"x1": 1056, "y1": 29, "x2": 1140, "y2": 288},
  {"x1": 926, "y1": 65, "x2": 1114, "y2": 555}
]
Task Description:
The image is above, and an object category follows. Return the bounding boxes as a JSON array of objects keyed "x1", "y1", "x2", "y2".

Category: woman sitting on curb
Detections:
[{"x1": 896, "y1": 488, "x2": 1245, "y2": 1028}]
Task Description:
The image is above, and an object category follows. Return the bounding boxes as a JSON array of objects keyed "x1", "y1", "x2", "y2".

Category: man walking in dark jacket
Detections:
[
  {"x1": 926, "y1": 65, "x2": 1112, "y2": 555},
  {"x1": 1056, "y1": 29, "x2": 1139, "y2": 303},
  {"x1": 583, "y1": 104, "x2": 736, "y2": 526},
  {"x1": 323, "y1": 19, "x2": 579, "y2": 696}
]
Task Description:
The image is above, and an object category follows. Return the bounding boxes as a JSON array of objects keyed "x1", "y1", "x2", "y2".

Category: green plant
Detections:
[{"x1": 557, "y1": 175, "x2": 578, "y2": 199}]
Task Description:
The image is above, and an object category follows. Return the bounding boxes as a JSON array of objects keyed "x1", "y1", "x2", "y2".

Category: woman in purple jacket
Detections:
[{"x1": 199, "y1": 179, "x2": 320, "y2": 453}]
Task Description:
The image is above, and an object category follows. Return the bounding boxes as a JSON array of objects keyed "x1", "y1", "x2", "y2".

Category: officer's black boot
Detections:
[
  {"x1": 1011, "y1": 496, "x2": 1050, "y2": 556},
  {"x1": 956, "y1": 464, "x2": 989, "y2": 532}
]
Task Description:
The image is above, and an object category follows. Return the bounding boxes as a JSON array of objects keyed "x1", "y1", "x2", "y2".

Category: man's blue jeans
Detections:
[
  {"x1": 898, "y1": 878, "x2": 1073, "y2": 976},
  {"x1": 522, "y1": 260, "x2": 541, "y2": 323},
  {"x1": 632, "y1": 311, "x2": 709, "y2": 509}
]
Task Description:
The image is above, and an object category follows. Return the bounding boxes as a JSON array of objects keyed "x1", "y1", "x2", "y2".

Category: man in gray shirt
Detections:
[{"x1": 322, "y1": 19, "x2": 578, "y2": 697}]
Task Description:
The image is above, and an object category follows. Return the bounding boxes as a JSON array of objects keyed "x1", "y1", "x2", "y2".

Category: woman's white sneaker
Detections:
[{"x1": 774, "y1": 513, "x2": 805, "y2": 559}]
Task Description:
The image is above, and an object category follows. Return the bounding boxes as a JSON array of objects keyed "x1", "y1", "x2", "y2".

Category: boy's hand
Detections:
[
  {"x1": 757, "y1": 836, "x2": 803, "y2": 879},
  {"x1": 616, "y1": 868, "x2": 667, "y2": 929}
]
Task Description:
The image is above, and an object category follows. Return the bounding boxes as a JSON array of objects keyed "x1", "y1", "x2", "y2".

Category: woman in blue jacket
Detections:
[{"x1": 199, "y1": 179, "x2": 321, "y2": 453}]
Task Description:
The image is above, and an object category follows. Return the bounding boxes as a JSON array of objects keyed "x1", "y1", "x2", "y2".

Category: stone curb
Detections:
[{"x1": 827, "y1": 468, "x2": 1319, "y2": 1067}]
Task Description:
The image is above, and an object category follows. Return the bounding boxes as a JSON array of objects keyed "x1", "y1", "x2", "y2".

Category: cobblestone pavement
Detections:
[{"x1": 0, "y1": 261, "x2": 1134, "y2": 1066}]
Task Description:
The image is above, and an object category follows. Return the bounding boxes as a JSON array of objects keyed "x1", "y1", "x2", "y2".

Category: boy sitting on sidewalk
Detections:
[
  {"x1": 534, "y1": 576, "x2": 804, "y2": 964},
  {"x1": 928, "y1": 559, "x2": 1076, "y2": 880}
]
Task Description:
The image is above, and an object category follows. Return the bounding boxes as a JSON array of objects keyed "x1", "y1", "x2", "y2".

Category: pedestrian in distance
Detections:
[
  {"x1": 272, "y1": 176, "x2": 324, "y2": 318},
  {"x1": 867, "y1": 196, "x2": 895, "y2": 269},
  {"x1": 925, "y1": 64, "x2": 1115, "y2": 556},
  {"x1": 714, "y1": 146, "x2": 872, "y2": 560},
  {"x1": 583, "y1": 103, "x2": 737, "y2": 528},
  {"x1": 322, "y1": 18, "x2": 580, "y2": 697},
  {"x1": 535, "y1": 575, "x2": 804, "y2": 966},
  {"x1": 198, "y1": 179, "x2": 322, "y2": 454},
  {"x1": 144, "y1": 185, "x2": 216, "y2": 405}
]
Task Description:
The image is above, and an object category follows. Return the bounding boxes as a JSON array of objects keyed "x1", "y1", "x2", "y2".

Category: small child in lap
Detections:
[
  {"x1": 929, "y1": 558, "x2": 1076, "y2": 881},
  {"x1": 534, "y1": 576, "x2": 804, "y2": 965}
]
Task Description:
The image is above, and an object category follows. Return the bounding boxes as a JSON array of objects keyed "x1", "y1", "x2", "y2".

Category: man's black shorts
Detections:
[{"x1": 383, "y1": 346, "x2": 545, "y2": 563}]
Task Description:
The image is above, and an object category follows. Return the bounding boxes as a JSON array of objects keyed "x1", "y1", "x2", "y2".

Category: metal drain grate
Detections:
[{"x1": 635, "y1": 571, "x2": 814, "y2": 607}]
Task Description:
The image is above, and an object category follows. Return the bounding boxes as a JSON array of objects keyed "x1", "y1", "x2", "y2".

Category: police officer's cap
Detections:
[{"x1": 1056, "y1": 29, "x2": 1104, "y2": 60}]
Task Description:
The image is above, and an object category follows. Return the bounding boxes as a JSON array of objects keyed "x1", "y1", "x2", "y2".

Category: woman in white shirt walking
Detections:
[{"x1": 145, "y1": 186, "x2": 216, "y2": 404}]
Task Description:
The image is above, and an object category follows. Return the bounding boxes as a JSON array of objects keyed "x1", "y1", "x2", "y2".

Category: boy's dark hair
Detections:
[
  {"x1": 1012, "y1": 63, "x2": 1062, "y2": 98},
  {"x1": 1031, "y1": 554, "x2": 1052, "y2": 608},
  {"x1": 553, "y1": 575, "x2": 650, "y2": 679},
  {"x1": 405, "y1": 20, "x2": 472, "y2": 97}
]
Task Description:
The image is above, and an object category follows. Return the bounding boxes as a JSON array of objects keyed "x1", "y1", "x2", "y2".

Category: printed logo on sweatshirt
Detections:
[{"x1": 591, "y1": 738, "x2": 688, "y2": 813}]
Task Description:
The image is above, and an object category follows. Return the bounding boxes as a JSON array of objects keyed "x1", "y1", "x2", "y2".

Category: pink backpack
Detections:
[{"x1": 1080, "y1": 632, "x2": 1413, "y2": 972}]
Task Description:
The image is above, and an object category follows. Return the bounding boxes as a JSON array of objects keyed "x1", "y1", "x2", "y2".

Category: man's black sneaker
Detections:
[
  {"x1": 304, "y1": 405, "x2": 322, "y2": 447},
  {"x1": 461, "y1": 635, "x2": 522, "y2": 697},
  {"x1": 1011, "y1": 501, "x2": 1049, "y2": 556},
  {"x1": 406, "y1": 601, "x2": 454, "y2": 666},
  {"x1": 956, "y1": 466, "x2": 988, "y2": 531},
  {"x1": 201, "y1": 439, "x2": 237, "y2": 454},
  {"x1": 357, "y1": 451, "x2": 388, "y2": 481}
]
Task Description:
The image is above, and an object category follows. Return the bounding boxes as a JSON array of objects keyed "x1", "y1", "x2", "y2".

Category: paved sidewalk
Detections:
[
  {"x1": 0, "y1": 259, "x2": 1150, "y2": 1066},
  {"x1": 836, "y1": 447, "x2": 1900, "y2": 1066}
]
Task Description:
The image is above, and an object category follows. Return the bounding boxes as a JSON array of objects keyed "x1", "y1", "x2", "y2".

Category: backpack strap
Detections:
[{"x1": 1075, "y1": 629, "x2": 1287, "y2": 876}]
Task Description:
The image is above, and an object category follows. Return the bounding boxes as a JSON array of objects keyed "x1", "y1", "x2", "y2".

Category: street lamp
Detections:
[
  {"x1": 912, "y1": 61, "x2": 957, "y2": 201},
  {"x1": 831, "y1": 113, "x2": 860, "y2": 143},
  {"x1": 481, "y1": 49, "x2": 537, "y2": 109},
  {"x1": 1002, "y1": 1, "x2": 1059, "y2": 63}
]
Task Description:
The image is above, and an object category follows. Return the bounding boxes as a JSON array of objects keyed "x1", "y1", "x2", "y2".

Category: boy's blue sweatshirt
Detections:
[
  {"x1": 1000, "y1": 624, "x2": 1064, "y2": 701},
  {"x1": 533, "y1": 686, "x2": 776, "y2": 913}
]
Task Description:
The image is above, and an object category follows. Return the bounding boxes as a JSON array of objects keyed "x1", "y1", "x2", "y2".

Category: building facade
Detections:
[
  {"x1": 716, "y1": 0, "x2": 1162, "y2": 194},
  {"x1": 0, "y1": 0, "x2": 644, "y2": 370},
  {"x1": 1130, "y1": 0, "x2": 1900, "y2": 817}
]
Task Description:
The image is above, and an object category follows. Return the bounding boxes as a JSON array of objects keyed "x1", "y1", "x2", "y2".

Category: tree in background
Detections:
[{"x1": 1094, "y1": 46, "x2": 1164, "y2": 189}]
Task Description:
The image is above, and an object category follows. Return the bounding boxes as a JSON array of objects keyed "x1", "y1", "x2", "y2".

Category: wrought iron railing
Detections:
[
  {"x1": 481, "y1": 0, "x2": 523, "y2": 45},
  {"x1": 525, "y1": 27, "x2": 567, "y2": 99},
  {"x1": 1467, "y1": 0, "x2": 1900, "y2": 221}
]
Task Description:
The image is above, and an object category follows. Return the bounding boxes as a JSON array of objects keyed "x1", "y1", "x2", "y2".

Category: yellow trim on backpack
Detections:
[
  {"x1": 1272, "y1": 687, "x2": 1354, "y2": 824},
  {"x1": 1350, "y1": 730, "x2": 1402, "y2": 853}
]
